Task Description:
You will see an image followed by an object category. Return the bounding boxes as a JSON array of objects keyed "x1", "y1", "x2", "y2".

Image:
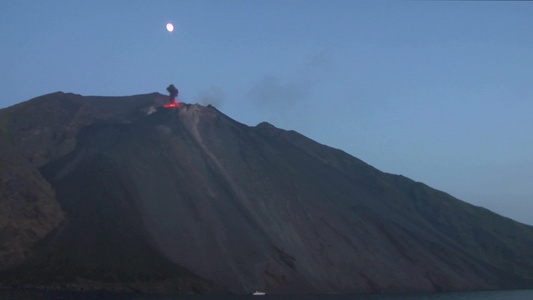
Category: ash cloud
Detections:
[
  {"x1": 196, "y1": 86, "x2": 225, "y2": 108},
  {"x1": 248, "y1": 52, "x2": 331, "y2": 111},
  {"x1": 248, "y1": 76, "x2": 307, "y2": 109}
]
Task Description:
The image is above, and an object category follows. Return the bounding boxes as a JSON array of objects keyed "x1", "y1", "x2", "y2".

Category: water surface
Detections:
[{"x1": 2, "y1": 289, "x2": 533, "y2": 300}]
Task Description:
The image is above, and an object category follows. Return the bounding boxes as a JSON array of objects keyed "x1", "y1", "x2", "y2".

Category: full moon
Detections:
[{"x1": 166, "y1": 23, "x2": 174, "y2": 32}]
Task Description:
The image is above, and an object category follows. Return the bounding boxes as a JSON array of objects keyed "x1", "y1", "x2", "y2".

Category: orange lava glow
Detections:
[{"x1": 164, "y1": 102, "x2": 183, "y2": 108}]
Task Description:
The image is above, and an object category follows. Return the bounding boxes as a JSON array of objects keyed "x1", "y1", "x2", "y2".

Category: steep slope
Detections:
[
  {"x1": 0, "y1": 92, "x2": 224, "y2": 292},
  {"x1": 1, "y1": 92, "x2": 533, "y2": 294},
  {"x1": 0, "y1": 92, "x2": 163, "y2": 270},
  {"x1": 256, "y1": 123, "x2": 533, "y2": 285},
  {"x1": 0, "y1": 136, "x2": 63, "y2": 270}
]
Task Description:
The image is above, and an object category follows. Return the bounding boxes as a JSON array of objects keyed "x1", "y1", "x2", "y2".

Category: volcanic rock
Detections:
[{"x1": 0, "y1": 92, "x2": 532, "y2": 294}]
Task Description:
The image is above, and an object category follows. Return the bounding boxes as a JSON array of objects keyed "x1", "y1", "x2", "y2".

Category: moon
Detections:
[{"x1": 166, "y1": 23, "x2": 174, "y2": 32}]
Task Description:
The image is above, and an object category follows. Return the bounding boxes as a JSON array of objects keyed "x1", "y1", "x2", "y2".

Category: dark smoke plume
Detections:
[{"x1": 167, "y1": 84, "x2": 178, "y2": 103}]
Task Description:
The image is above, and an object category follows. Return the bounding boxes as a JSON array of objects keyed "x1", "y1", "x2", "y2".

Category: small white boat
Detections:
[{"x1": 252, "y1": 291, "x2": 266, "y2": 296}]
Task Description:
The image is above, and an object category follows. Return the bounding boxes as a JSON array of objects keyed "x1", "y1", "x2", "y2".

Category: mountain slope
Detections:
[{"x1": 1, "y1": 92, "x2": 532, "y2": 294}]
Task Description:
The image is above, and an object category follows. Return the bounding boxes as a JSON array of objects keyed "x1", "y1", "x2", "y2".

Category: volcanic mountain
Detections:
[{"x1": 1, "y1": 92, "x2": 533, "y2": 294}]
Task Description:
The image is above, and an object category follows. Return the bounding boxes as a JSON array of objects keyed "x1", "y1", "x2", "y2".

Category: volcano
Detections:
[{"x1": 1, "y1": 92, "x2": 533, "y2": 294}]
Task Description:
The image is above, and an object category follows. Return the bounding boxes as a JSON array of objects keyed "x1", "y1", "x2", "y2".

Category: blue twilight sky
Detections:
[{"x1": 1, "y1": 1, "x2": 532, "y2": 225}]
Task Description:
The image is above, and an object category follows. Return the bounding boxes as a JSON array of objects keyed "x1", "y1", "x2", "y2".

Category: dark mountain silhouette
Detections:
[{"x1": 0, "y1": 92, "x2": 532, "y2": 294}]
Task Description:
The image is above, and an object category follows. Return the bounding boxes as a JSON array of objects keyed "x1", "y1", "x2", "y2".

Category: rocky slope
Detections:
[{"x1": 1, "y1": 92, "x2": 532, "y2": 294}]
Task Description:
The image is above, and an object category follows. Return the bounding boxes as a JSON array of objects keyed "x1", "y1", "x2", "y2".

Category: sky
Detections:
[{"x1": 1, "y1": 0, "x2": 532, "y2": 225}]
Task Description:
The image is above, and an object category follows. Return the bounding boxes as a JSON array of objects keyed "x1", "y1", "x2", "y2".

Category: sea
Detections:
[{"x1": 1, "y1": 289, "x2": 533, "y2": 300}]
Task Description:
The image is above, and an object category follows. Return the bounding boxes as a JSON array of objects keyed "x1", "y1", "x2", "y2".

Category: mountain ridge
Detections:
[{"x1": 0, "y1": 91, "x2": 532, "y2": 294}]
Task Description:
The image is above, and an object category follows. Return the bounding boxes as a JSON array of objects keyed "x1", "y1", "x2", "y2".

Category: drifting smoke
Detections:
[
  {"x1": 246, "y1": 52, "x2": 332, "y2": 129},
  {"x1": 248, "y1": 52, "x2": 330, "y2": 111},
  {"x1": 145, "y1": 106, "x2": 156, "y2": 115},
  {"x1": 249, "y1": 76, "x2": 306, "y2": 109},
  {"x1": 196, "y1": 86, "x2": 225, "y2": 108}
]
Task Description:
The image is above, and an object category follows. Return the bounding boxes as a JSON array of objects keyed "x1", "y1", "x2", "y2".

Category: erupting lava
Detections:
[
  {"x1": 164, "y1": 84, "x2": 183, "y2": 108},
  {"x1": 164, "y1": 101, "x2": 183, "y2": 108}
]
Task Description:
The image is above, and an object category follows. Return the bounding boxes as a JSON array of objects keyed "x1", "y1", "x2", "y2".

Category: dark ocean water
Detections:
[{"x1": 1, "y1": 289, "x2": 533, "y2": 300}]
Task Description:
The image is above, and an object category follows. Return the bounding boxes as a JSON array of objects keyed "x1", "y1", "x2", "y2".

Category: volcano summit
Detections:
[{"x1": 0, "y1": 92, "x2": 532, "y2": 294}]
